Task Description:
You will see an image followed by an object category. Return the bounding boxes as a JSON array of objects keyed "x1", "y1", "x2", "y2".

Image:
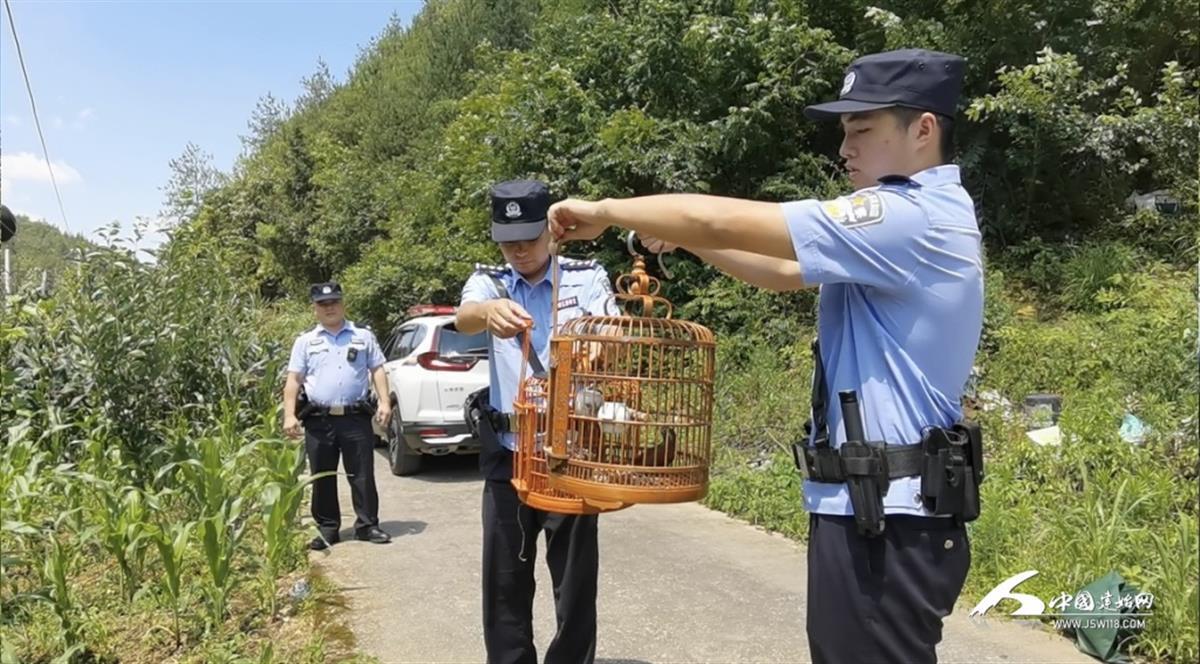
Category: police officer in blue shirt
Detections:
[
  {"x1": 457, "y1": 179, "x2": 620, "y2": 664},
  {"x1": 548, "y1": 49, "x2": 983, "y2": 663},
  {"x1": 283, "y1": 282, "x2": 393, "y2": 550}
]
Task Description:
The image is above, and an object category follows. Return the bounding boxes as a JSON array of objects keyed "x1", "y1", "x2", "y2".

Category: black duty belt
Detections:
[
  {"x1": 793, "y1": 442, "x2": 924, "y2": 483},
  {"x1": 306, "y1": 402, "x2": 373, "y2": 417}
]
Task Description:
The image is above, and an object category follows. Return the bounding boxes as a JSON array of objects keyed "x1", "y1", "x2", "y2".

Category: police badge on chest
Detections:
[{"x1": 347, "y1": 339, "x2": 366, "y2": 362}]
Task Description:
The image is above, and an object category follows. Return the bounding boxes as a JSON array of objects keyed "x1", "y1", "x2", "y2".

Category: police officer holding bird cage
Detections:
[
  {"x1": 457, "y1": 179, "x2": 619, "y2": 664},
  {"x1": 548, "y1": 49, "x2": 985, "y2": 663},
  {"x1": 283, "y1": 281, "x2": 392, "y2": 551}
]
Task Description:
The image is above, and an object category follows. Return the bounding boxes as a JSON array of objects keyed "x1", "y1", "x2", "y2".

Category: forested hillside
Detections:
[
  {"x1": 2, "y1": 214, "x2": 97, "y2": 292},
  {"x1": 170, "y1": 0, "x2": 1196, "y2": 329}
]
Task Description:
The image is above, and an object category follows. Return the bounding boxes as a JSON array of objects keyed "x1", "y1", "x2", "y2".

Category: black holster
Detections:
[
  {"x1": 485, "y1": 408, "x2": 512, "y2": 434},
  {"x1": 840, "y1": 441, "x2": 890, "y2": 537},
  {"x1": 295, "y1": 389, "x2": 315, "y2": 421},
  {"x1": 476, "y1": 402, "x2": 514, "y2": 481},
  {"x1": 919, "y1": 420, "x2": 984, "y2": 522}
]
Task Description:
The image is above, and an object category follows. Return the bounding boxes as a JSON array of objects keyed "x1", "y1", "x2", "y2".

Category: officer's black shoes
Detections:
[
  {"x1": 310, "y1": 534, "x2": 338, "y2": 551},
  {"x1": 310, "y1": 529, "x2": 389, "y2": 548},
  {"x1": 355, "y1": 527, "x2": 391, "y2": 544}
]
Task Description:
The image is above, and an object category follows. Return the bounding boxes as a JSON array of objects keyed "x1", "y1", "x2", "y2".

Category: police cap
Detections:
[
  {"x1": 805, "y1": 49, "x2": 966, "y2": 121},
  {"x1": 490, "y1": 179, "x2": 550, "y2": 243},
  {"x1": 310, "y1": 282, "x2": 343, "y2": 303}
]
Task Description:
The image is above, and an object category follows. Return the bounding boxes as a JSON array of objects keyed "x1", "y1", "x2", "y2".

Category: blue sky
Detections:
[{"x1": 1, "y1": 0, "x2": 422, "y2": 249}]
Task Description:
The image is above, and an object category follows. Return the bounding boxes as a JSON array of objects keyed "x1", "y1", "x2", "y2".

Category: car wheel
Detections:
[{"x1": 387, "y1": 408, "x2": 422, "y2": 476}]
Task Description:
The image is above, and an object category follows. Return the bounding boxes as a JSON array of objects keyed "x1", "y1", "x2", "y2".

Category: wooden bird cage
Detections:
[
  {"x1": 546, "y1": 256, "x2": 715, "y2": 503},
  {"x1": 510, "y1": 246, "x2": 716, "y2": 514}
]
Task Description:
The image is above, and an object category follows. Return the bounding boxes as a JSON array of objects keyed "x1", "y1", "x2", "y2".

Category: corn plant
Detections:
[
  {"x1": 0, "y1": 519, "x2": 39, "y2": 630},
  {"x1": 40, "y1": 534, "x2": 83, "y2": 656},
  {"x1": 150, "y1": 518, "x2": 195, "y2": 649},
  {"x1": 1, "y1": 422, "x2": 49, "y2": 530},
  {"x1": 253, "y1": 427, "x2": 330, "y2": 616},
  {"x1": 259, "y1": 483, "x2": 303, "y2": 614},
  {"x1": 1, "y1": 427, "x2": 79, "y2": 639},
  {"x1": 88, "y1": 484, "x2": 154, "y2": 601},
  {"x1": 202, "y1": 496, "x2": 249, "y2": 628},
  {"x1": 160, "y1": 413, "x2": 260, "y2": 629},
  {"x1": 176, "y1": 436, "x2": 228, "y2": 517},
  {"x1": 1, "y1": 427, "x2": 45, "y2": 615},
  {"x1": 259, "y1": 438, "x2": 306, "y2": 537}
]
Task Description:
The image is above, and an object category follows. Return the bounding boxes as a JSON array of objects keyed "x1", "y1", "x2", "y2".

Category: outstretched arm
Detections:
[{"x1": 549, "y1": 195, "x2": 799, "y2": 261}]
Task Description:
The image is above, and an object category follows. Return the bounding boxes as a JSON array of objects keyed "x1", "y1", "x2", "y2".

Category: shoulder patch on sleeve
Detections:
[{"x1": 820, "y1": 191, "x2": 886, "y2": 229}]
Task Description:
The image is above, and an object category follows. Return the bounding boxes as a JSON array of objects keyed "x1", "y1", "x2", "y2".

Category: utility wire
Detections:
[{"x1": 3, "y1": 0, "x2": 70, "y2": 231}]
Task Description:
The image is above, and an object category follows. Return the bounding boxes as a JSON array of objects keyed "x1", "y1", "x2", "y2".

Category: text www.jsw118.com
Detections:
[{"x1": 1053, "y1": 617, "x2": 1147, "y2": 631}]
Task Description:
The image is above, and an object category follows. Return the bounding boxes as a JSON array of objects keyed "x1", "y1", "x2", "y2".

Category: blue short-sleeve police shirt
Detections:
[
  {"x1": 287, "y1": 321, "x2": 386, "y2": 407},
  {"x1": 782, "y1": 165, "x2": 984, "y2": 516},
  {"x1": 460, "y1": 257, "x2": 620, "y2": 451}
]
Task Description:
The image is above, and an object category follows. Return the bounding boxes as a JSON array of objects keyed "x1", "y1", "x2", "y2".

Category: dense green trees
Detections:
[{"x1": 170, "y1": 0, "x2": 1195, "y2": 333}]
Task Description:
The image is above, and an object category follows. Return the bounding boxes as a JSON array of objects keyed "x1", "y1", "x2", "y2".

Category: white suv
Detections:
[{"x1": 372, "y1": 305, "x2": 489, "y2": 475}]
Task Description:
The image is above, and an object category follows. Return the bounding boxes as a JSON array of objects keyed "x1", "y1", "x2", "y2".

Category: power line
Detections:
[{"x1": 3, "y1": 0, "x2": 70, "y2": 232}]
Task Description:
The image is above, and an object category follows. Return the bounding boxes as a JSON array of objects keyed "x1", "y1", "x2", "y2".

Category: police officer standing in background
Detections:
[
  {"x1": 548, "y1": 49, "x2": 984, "y2": 663},
  {"x1": 283, "y1": 282, "x2": 393, "y2": 551},
  {"x1": 456, "y1": 180, "x2": 620, "y2": 664}
]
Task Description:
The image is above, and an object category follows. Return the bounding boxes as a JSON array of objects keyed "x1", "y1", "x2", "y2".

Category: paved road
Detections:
[{"x1": 310, "y1": 453, "x2": 1093, "y2": 663}]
